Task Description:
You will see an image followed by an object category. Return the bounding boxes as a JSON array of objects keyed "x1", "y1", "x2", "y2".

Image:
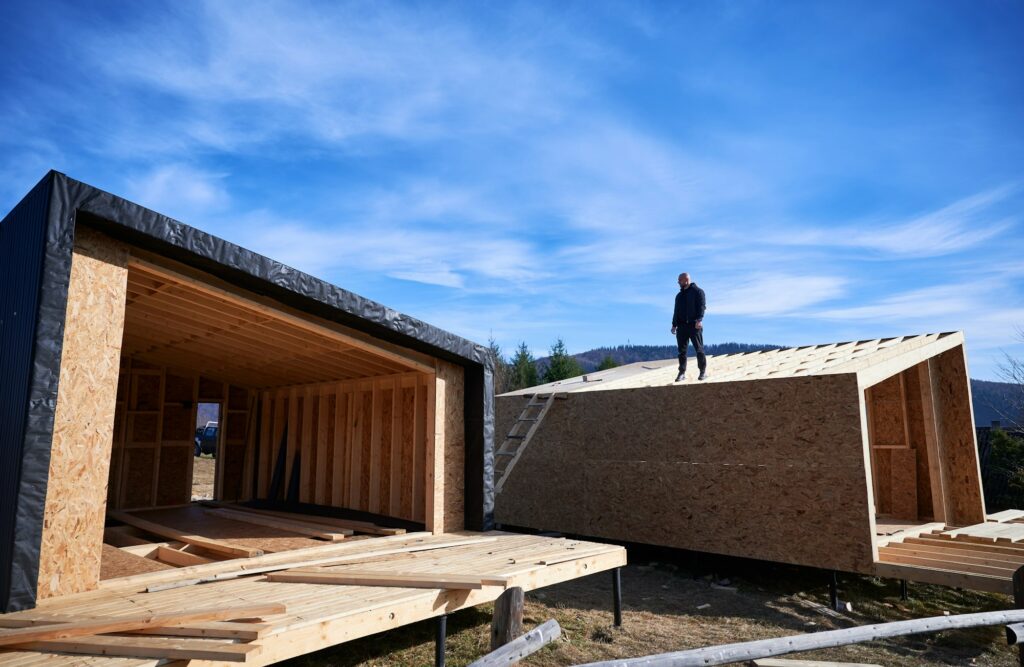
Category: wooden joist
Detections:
[
  {"x1": 0, "y1": 602, "x2": 284, "y2": 646},
  {"x1": 202, "y1": 507, "x2": 351, "y2": 541},
  {"x1": 265, "y1": 570, "x2": 510, "y2": 589},
  {"x1": 16, "y1": 636, "x2": 258, "y2": 662},
  {"x1": 108, "y1": 510, "x2": 264, "y2": 558}
]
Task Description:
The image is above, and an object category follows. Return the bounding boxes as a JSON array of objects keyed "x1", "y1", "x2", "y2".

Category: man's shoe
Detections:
[
  {"x1": 698, "y1": 371, "x2": 708, "y2": 381},
  {"x1": 675, "y1": 372, "x2": 686, "y2": 382}
]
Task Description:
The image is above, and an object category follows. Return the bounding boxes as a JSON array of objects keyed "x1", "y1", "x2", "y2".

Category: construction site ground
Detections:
[{"x1": 286, "y1": 545, "x2": 1019, "y2": 666}]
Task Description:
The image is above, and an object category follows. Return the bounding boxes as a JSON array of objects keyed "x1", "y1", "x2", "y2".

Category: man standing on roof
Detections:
[{"x1": 671, "y1": 272, "x2": 707, "y2": 382}]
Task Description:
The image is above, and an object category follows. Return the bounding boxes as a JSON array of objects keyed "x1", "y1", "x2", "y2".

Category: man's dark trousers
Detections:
[{"x1": 676, "y1": 323, "x2": 706, "y2": 375}]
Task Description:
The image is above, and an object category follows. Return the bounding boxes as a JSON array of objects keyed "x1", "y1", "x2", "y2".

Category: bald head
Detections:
[{"x1": 678, "y1": 273, "x2": 691, "y2": 289}]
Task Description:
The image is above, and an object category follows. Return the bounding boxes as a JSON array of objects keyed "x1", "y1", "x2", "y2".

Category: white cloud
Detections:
[
  {"x1": 125, "y1": 164, "x2": 230, "y2": 221},
  {"x1": 712, "y1": 273, "x2": 848, "y2": 316}
]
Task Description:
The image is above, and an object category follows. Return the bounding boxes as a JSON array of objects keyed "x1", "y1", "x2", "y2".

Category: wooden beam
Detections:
[
  {"x1": 108, "y1": 510, "x2": 263, "y2": 558},
  {"x1": 202, "y1": 507, "x2": 350, "y2": 541},
  {"x1": 470, "y1": 619, "x2": 560, "y2": 667},
  {"x1": 0, "y1": 602, "x2": 284, "y2": 646},
  {"x1": 490, "y1": 586, "x2": 524, "y2": 649},
  {"x1": 264, "y1": 570, "x2": 508, "y2": 589},
  {"x1": 204, "y1": 503, "x2": 403, "y2": 535},
  {"x1": 17, "y1": 636, "x2": 258, "y2": 662}
]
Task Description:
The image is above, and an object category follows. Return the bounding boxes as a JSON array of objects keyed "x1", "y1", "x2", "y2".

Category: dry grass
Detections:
[
  {"x1": 282, "y1": 547, "x2": 1020, "y2": 666},
  {"x1": 191, "y1": 455, "x2": 215, "y2": 500}
]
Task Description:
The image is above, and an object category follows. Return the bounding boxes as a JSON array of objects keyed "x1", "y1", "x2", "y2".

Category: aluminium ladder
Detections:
[{"x1": 494, "y1": 392, "x2": 562, "y2": 493}]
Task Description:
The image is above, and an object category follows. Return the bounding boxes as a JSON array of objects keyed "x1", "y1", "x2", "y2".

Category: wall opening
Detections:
[{"x1": 192, "y1": 402, "x2": 221, "y2": 501}]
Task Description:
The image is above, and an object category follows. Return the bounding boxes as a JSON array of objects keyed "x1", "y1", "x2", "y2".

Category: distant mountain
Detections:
[
  {"x1": 535, "y1": 343, "x2": 1021, "y2": 427},
  {"x1": 973, "y1": 379, "x2": 1023, "y2": 428}
]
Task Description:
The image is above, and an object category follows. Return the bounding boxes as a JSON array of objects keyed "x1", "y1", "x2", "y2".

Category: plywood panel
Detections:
[
  {"x1": 496, "y1": 372, "x2": 876, "y2": 573},
  {"x1": 890, "y1": 447, "x2": 918, "y2": 521},
  {"x1": 36, "y1": 229, "x2": 129, "y2": 600},
  {"x1": 932, "y1": 347, "x2": 986, "y2": 525}
]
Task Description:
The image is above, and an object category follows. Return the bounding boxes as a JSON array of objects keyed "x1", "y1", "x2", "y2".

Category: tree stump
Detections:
[{"x1": 490, "y1": 586, "x2": 525, "y2": 650}]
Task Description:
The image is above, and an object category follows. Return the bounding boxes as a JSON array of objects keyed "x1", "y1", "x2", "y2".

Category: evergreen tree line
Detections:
[
  {"x1": 486, "y1": 339, "x2": 783, "y2": 394},
  {"x1": 488, "y1": 338, "x2": 621, "y2": 394}
]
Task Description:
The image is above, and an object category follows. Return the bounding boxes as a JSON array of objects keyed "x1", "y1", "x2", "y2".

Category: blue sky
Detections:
[{"x1": 2, "y1": 1, "x2": 1022, "y2": 379}]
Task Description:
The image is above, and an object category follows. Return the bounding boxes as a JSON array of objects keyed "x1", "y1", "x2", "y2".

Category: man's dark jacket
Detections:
[{"x1": 672, "y1": 284, "x2": 706, "y2": 327}]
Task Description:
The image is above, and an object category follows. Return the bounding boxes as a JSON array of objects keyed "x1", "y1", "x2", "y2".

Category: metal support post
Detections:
[
  {"x1": 612, "y1": 567, "x2": 623, "y2": 627},
  {"x1": 900, "y1": 578, "x2": 908, "y2": 601},
  {"x1": 828, "y1": 570, "x2": 838, "y2": 611},
  {"x1": 436, "y1": 613, "x2": 447, "y2": 667}
]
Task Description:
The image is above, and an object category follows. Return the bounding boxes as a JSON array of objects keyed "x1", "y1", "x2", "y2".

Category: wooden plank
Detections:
[
  {"x1": 0, "y1": 602, "x2": 284, "y2": 646},
  {"x1": 258, "y1": 392, "x2": 272, "y2": 498},
  {"x1": 300, "y1": 386, "x2": 315, "y2": 504},
  {"x1": 265, "y1": 571, "x2": 507, "y2": 589},
  {"x1": 349, "y1": 389, "x2": 364, "y2": 508},
  {"x1": 316, "y1": 391, "x2": 330, "y2": 505},
  {"x1": 154, "y1": 546, "x2": 214, "y2": 568},
  {"x1": 413, "y1": 377, "x2": 426, "y2": 522},
  {"x1": 337, "y1": 385, "x2": 354, "y2": 506},
  {"x1": 108, "y1": 510, "x2": 263, "y2": 558},
  {"x1": 17, "y1": 636, "x2": 257, "y2": 662},
  {"x1": 0, "y1": 616, "x2": 270, "y2": 642},
  {"x1": 369, "y1": 381, "x2": 383, "y2": 514},
  {"x1": 753, "y1": 660, "x2": 882, "y2": 667},
  {"x1": 286, "y1": 387, "x2": 299, "y2": 500},
  {"x1": 390, "y1": 379, "x2": 402, "y2": 516},
  {"x1": 917, "y1": 360, "x2": 946, "y2": 523},
  {"x1": 470, "y1": 619, "x2": 560, "y2": 667},
  {"x1": 205, "y1": 503, "x2": 402, "y2": 536},
  {"x1": 989, "y1": 510, "x2": 1024, "y2": 523},
  {"x1": 426, "y1": 368, "x2": 441, "y2": 532},
  {"x1": 202, "y1": 507, "x2": 349, "y2": 541}
]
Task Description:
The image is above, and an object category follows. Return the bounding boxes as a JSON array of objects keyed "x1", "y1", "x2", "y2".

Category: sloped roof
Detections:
[{"x1": 502, "y1": 332, "x2": 965, "y2": 396}]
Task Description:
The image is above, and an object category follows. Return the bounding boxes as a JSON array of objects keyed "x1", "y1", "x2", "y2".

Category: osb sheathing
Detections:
[
  {"x1": 496, "y1": 373, "x2": 877, "y2": 574},
  {"x1": 932, "y1": 347, "x2": 985, "y2": 525},
  {"x1": 36, "y1": 229, "x2": 128, "y2": 599}
]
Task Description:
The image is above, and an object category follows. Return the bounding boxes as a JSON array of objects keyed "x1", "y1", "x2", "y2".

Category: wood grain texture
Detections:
[
  {"x1": 37, "y1": 229, "x2": 129, "y2": 600},
  {"x1": 932, "y1": 346, "x2": 986, "y2": 526},
  {"x1": 496, "y1": 373, "x2": 877, "y2": 573},
  {"x1": 254, "y1": 373, "x2": 431, "y2": 523}
]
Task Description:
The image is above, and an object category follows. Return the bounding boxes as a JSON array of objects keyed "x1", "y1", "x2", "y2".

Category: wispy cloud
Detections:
[
  {"x1": 713, "y1": 273, "x2": 848, "y2": 316},
  {"x1": 125, "y1": 164, "x2": 230, "y2": 222}
]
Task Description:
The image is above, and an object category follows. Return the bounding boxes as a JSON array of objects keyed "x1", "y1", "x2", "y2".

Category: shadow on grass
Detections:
[{"x1": 278, "y1": 606, "x2": 493, "y2": 667}]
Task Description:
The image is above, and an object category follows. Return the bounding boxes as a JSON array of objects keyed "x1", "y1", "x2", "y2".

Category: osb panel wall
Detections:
[
  {"x1": 37, "y1": 228, "x2": 128, "y2": 599},
  {"x1": 932, "y1": 347, "x2": 985, "y2": 525},
  {"x1": 254, "y1": 372, "x2": 430, "y2": 523},
  {"x1": 496, "y1": 373, "x2": 876, "y2": 574}
]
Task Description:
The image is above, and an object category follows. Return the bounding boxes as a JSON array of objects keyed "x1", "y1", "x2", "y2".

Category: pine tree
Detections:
[
  {"x1": 596, "y1": 355, "x2": 619, "y2": 371},
  {"x1": 487, "y1": 336, "x2": 510, "y2": 395},
  {"x1": 508, "y1": 342, "x2": 538, "y2": 391},
  {"x1": 542, "y1": 338, "x2": 584, "y2": 383}
]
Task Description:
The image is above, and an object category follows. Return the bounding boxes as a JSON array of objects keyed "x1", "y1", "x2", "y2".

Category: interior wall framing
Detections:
[{"x1": 863, "y1": 346, "x2": 984, "y2": 528}]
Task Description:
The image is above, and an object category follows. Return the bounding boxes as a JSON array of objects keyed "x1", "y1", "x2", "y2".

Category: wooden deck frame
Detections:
[{"x1": 2, "y1": 533, "x2": 626, "y2": 666}]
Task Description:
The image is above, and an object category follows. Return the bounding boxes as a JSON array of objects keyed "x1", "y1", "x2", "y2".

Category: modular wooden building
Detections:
[
  {"x1": 496, "y1": 334, "x2": 1024, "y2": 594},
  {"x1": 0, "y1": 172, "x2": 625, "y2": 664}
]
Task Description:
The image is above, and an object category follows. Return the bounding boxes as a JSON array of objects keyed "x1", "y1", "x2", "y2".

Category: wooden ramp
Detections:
[
  {"x1": 874, "y1": 514, "x2": 1024, "y2": 593},
  {"x1": 0, "y1": 532, "x2": 625, "y2": 665}
]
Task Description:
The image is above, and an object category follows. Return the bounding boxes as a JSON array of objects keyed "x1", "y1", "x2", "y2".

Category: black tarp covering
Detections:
[{"x1": 0, "y1": 171, "x2": 494, "y2": 612}]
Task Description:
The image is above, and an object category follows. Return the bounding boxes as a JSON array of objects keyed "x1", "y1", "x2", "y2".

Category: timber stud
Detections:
[
  {"x1": 436, "y1": 613, "x2": 447, "y2": 667},
  {"x1": 612, "y1": 567, "x2": 623, "y2": 627}
]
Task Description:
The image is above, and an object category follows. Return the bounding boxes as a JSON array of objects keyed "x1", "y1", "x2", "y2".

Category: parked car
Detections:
[{"x1": 194, "y1": 421, "x2": 219, "y2": 457}]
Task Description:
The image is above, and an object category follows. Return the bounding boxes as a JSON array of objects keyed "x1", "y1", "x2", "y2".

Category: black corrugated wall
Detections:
[{"x1": 0, "y1": 174, "x2": 56, "y2": 612}]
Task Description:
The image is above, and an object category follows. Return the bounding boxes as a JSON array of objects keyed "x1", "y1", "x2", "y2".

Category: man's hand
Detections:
[
  {"x1": 671, "y1": 326, "x2": 677, "y2": 335},
  {"x1": 695, "y1": 321, "x2": 703, "y2": 331}
]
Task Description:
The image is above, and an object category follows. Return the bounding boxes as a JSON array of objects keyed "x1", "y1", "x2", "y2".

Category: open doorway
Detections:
[{"x1": 192, "y1": 402, "x2": 221, "y2": 501}]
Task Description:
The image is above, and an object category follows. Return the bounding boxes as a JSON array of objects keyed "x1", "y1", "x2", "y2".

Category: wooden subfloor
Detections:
[
  {"x1": 873, "y1": 512, "x2": 1024, "y2": 593},
  {"x1": 0, "y1": 532, "x2": 626, "y2": 665}
]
